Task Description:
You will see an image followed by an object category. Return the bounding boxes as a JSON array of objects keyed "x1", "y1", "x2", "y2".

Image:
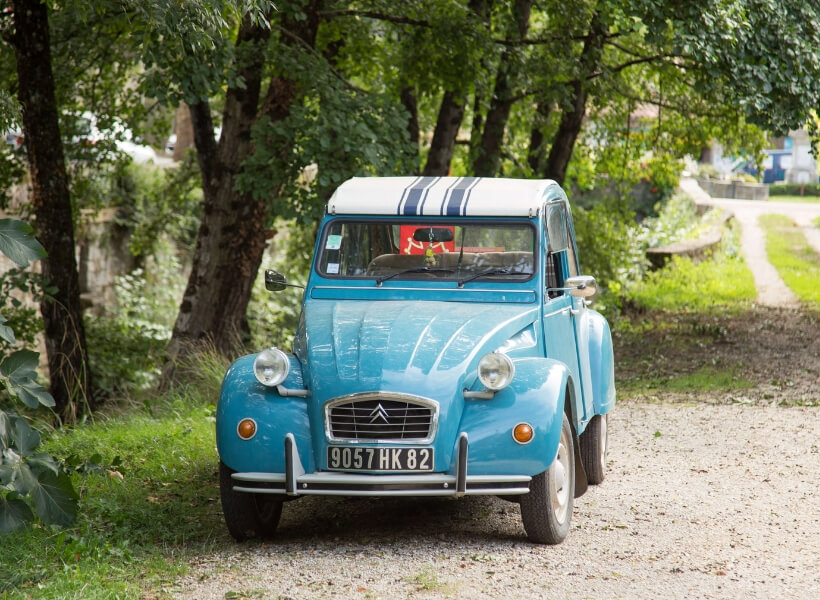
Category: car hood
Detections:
[{"x1": 302, "y1": 300, "x2": 538, "y2": 399}]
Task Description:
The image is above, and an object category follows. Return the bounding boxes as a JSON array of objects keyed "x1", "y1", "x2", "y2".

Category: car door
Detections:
[{"x1": 542, "y1": 203, "x2": 585, "y2": 422}]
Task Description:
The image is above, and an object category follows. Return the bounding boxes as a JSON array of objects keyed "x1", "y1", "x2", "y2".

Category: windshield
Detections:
[{"x1": 317, "y1": 219, "x2": 536, "y2": 284}]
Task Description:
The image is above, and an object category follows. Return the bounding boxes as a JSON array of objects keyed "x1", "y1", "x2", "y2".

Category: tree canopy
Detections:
[{"x1": 2, "y1": 0, "x2": 820, "y2": 393}]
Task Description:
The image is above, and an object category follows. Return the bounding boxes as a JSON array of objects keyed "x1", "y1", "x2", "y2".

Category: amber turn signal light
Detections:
[
  {"x1": 237, "y1": 418, "x2": 257, "y2": 440},
  {"x1": 512, "y1": 422, "x2": 534, "y2": 444}
]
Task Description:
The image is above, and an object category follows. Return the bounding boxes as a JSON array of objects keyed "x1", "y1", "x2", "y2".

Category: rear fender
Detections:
[{"x1": 587, "y1": 310, "x2": 616, "y2": 416}]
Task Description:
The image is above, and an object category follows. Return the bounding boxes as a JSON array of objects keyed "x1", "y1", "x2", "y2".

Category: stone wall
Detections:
[{"x1": 697, "y1": 179, "x2": 769, "y2": 201}]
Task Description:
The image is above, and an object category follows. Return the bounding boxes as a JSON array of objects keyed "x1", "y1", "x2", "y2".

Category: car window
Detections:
[
  {"x1": 317, "y1": 219, "x2": 536, "y2": 282},
  {"x1": 546, "y1": 204, "x2": 568, "y2": 253}
]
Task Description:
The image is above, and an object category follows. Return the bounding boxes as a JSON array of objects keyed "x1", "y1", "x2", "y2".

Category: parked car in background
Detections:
[
  {"x1": 68, "y1": 112, "x2": 169, "y2": 165},
  {"x1": 216, "y1": 176, "x2": 616, "y2": 544}
]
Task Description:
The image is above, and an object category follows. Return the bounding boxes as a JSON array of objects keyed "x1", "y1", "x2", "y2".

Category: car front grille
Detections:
[{"x1": 325, "y1": 394, "x2": 438, "y2": 443}]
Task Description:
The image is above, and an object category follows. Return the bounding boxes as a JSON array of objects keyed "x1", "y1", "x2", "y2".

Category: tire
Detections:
[
  {"x1": 219, "y1": 461, "x2": 283, "y2": 541},
  {"x1": 520, "y1": 413, "x2": 575, "y2": 544},
  {"x1": 580, "y1": 413, "x2": 608, "y2": 485}
]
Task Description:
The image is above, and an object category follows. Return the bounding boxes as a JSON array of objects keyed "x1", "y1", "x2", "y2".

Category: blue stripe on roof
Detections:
[
  {"x1": 443, "y1": 176, "x2": 480, "y2": 216},
  {"x1": 438, "y1": 177, "x2": 465, "y2": 215},
  {"x1": 396, "y1": 175, "x2": 423, "y2": 215},
  {"x1": 401, "y1": 176, "x2": 439, "y2": 216}
]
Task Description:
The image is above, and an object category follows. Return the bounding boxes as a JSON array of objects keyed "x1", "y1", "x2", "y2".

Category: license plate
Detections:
[{"x1": 327, "y1": 446, "x2": 434, "y2": 472}]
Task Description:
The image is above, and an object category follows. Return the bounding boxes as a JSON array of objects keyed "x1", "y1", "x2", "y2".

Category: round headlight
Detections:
[
  {"x1": 253, "y1": 348, "x2": 290, "y2": 387},
  {"x1": 477, "y1": 351, "x2": 515, "y2": 391}
]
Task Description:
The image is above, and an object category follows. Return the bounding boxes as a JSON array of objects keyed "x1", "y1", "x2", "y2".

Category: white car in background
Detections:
[{"x1": 71, "y1": 112, "x2": 171, "y2": 166}]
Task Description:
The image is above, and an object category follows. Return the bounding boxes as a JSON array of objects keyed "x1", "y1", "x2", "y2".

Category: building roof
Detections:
[{"x1": 327, "y1": 176, "x2": 563, "y2": 217}]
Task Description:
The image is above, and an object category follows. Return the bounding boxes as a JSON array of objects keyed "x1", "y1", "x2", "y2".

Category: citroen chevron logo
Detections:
[{"x1": 368, "y1": 403, "x2": 390, "y2": 424}]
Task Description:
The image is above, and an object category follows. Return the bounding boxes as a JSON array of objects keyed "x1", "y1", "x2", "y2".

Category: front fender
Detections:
[
  {"x1": 459, "y1": 357, "x2": 569, "y2": 477},
  {"x1": 216, "y1": 353, "x2": 313, "y2": 474}
]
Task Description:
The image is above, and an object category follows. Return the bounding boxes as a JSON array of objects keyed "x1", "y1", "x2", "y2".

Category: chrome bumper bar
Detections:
[{"x1": 231, "y1": 433, "x2": 532, "y2": 497}]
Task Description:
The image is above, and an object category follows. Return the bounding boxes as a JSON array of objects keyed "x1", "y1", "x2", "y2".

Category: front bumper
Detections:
[{"x1": 230, "y1": 433, "x2": 532, "y2": 498}]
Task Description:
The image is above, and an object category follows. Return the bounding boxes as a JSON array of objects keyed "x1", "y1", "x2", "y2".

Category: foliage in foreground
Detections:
[
  {"x1": 0, "y1": 219, "x2": 78, "y2": 533},
  {"x1": 0, "y1": 361, "x2": 226, "y2": 599},
  {"x1": 759, "y1": 214, "x2": 820, "y2": 310}
]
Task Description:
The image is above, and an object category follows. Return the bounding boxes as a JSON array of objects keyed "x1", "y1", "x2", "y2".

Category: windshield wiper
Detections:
[
  {"x1": 375, "y1": 267, "x2": 455, "y2": 286},
  {"x1": 458, "y1": 268, "x2": 532, "y2": 287}
]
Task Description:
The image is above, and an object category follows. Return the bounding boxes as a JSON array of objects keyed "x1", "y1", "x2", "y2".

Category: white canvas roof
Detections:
[{"x1": 327, "y1": 176, "x2": 563, "y2": 217}]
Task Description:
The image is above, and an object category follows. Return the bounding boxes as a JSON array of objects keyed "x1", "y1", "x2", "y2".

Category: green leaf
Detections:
[
  {"x1": 0, "y1": 313, "x2": 15, "y2": 345},
  {"x1": 10, "y1": 418, "x2": 41, "y2": 456},
  {"x1": 27, "y1": 453, "x2": 60, "y2": 476},
  {"x1": 10, "y1": 461, "x2": 38, "y2": 495},
  {"x1": 0, "y1": 219, "x2": 46, "y2": 267},
  {"x1": 31, "y1": 470, "x2": 78, "y2": 527},
  {"x1": 0, "y1": 349, "x2": 39, "y2": 379},
  {"x1": 0, "y1": 350, "x2": 55, "y2": 409},
  {"x1": 0, "y1": 495, "x2": 35, "y2": 534}
]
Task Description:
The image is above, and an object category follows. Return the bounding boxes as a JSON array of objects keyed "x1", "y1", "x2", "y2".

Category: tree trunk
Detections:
[
  {"x1": 172, "y1": 102, "x2": 194, "y2": 161},
  {"x1": 164, "y1": 6, "x2": 322, "y2": 378},
  {"x1": 165, "y1": 15, "x2": 272, "y2": 365},
  {"x1": 400, "y1": 86, "x2": 420, "y2": 171},
  {"x1": 543, "y1": 12, "x2": 606, "y2": 185},
  {"x1": 472, "y1": 0, "x2": 532, "y2": 177},
  {"x1": 11, "y1": 0, "x2": 93, "y2": 422},
  {"x1": 423, "y1": 90, "x2": 466, "y2": 176},
  {"x1": 527, "y1": 100, "x2": 552, "y2": 173}
]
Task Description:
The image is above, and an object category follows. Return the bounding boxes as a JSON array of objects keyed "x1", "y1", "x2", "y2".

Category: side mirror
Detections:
[
  {"x1": 264, "y1": 269, "x2": 287, "y2": 292},
  {"x1": 565, "y1": 275, "x2": 597, "y2": 298}
]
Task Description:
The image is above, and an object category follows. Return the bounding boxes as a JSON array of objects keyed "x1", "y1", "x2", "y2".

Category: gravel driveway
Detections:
[{"x1": 170, "y1": 402, "x2": 819, "y2": 600}]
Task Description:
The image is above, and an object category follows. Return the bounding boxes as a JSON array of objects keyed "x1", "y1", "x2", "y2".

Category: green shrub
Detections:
[
  {"x1": 769, "y1": 182, "x2": 820, "y2": 197},
  {"x1": 86, "y1": 254, "x2": 183, "y2": 399},
  {"x1": 573, "y1": 202, "x2": 646, "y2": 314},
  {"x1": 625, "y1": 230, "x2": 756, "y2": 312}
]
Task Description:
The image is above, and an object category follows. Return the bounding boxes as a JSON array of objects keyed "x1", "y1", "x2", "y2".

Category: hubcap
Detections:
[{"x1": 551, "y1": 426, "x2": 571, "y2": 523}]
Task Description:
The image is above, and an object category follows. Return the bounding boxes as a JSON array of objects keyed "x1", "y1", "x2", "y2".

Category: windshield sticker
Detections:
[
  {"x1": 326, "y1": 263, "x2": 340, "y2": 274},
  {"x1": 326, "y1": 235, "x2": 342, "y2": 250}
]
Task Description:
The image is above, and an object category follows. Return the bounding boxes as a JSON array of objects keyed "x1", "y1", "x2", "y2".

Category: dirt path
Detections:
[
  {"x1": 169, "y1": 402, "x2": 820, "y2": 600},
  {"x1": 680, "y1": 178, "x2": 820, "y2": 308}
]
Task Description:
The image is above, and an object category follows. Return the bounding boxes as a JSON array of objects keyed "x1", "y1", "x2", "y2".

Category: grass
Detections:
[
  {"x1": 625, "y1": 229, "x2": 757, "y2": 312},
  {"x1": 622, "y1": 365, "x2": 755, "y2": 395},
  {"x1": 0, "y1": 387, "x2": 226, "y2": 599},
  {"x1": 759, "y1": 213, "x2": 820, "y2": 309}
]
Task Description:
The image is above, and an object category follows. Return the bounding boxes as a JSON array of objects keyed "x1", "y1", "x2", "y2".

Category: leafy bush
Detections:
[
  {"x1": 0, "y1": 266, "x2": 48, "y2": 354},
  {"x1": 573, "y1": 201, "x2": 646, "y2": 314},
  {"x1": 769, "y1": 183, "x2": 820, "y2": 197},
  {"x1": 625, "y1": 228, "x2": 756, "y2": 312},
  {"x1": 86, "y1": 254, "x2": 183, "y2": 399}
]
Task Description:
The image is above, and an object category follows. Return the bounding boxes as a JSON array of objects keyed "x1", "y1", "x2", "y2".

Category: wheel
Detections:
[
  {"x1": 580, "y1": 413, "x2": 608, "y2": 485},
  {"x1": 219, "y1": 462, "x2": 283, "y2": 541},
  {"x1": 520, "y1": 413, "x2": 575, "y2": 544}
]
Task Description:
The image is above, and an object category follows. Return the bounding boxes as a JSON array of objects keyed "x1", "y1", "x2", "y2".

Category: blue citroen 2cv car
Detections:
[{"x1": 217, "y1": 176, "x2": 615, "y2": 544}]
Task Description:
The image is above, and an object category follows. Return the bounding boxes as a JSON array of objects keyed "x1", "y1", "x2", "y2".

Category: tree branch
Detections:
[
  {"x1": 273, "y1": 25, "x2": 369, "y2": 95},
  {"x1": 587, "y1": 53, "x2": 690, "y2": 80},
  {"x1": 318, "y1": 9, "x2": 430, "y2": 27},
  {"x1": 493, "y1": 31, "x2": 619, "y2": 46}
]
